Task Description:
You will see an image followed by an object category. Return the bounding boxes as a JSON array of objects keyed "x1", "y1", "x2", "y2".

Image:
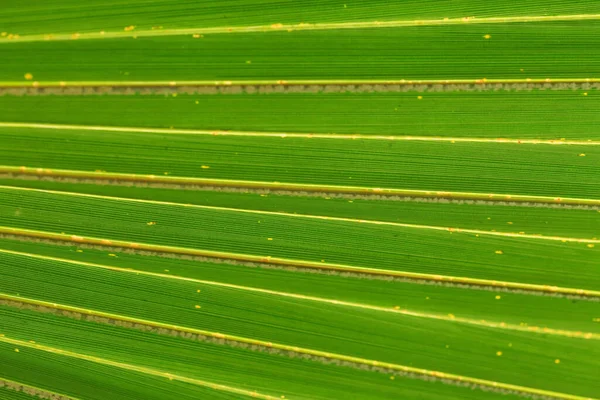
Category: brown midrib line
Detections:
[
  {"x1": 1, "y1": 78, "x2": 600, "y2": 87},
  {"x1": 2, "y1": 166, "x2": 600, "y2": 208},
  {"x1": 0, "y1": 377, "x2": 80, "y2": 400},
  {"x1": 0, "y1": 79, "x2": 598, "y2": 96},
  {"x1": 0, "y1": 225, "x2": 598, "y2": 299}
]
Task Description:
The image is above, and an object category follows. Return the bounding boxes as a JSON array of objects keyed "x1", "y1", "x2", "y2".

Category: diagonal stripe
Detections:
[
  {"x1": 1, "y1": 121, "x2": 599, "y2": 145},
  {"x1": 0, "y1": 247, "x2": 596, "y2": 339},
  {"x1": 1, "y1": 184, "x2": 598, "y2": 244},
  {"x1": 0, "y1": 377, "x2": 80, "y2": 400},
  {"x1": 0, "y1": 295, "x2": 592, "y2": 400},
  {"x1": 0, "y1": 334, "x2": 280, "y2": 400},
  {"x1": 2, "y1": 14, "x2": 600, "y2": 43},
  {"x1": 2, "y1": 165, "x2": 600, "y2": 208},
  {"x1": 1, "y1": 226, "x2": 598, "y2": 298}
]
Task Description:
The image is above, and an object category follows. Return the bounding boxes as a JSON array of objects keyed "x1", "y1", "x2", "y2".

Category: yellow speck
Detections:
[
  {"x1": 147, "y1": 221, "x2": 156, "y2": 226},
  {"x1": 172, "y1": 93, "x2": 177, "y2": 97},
  {"x1": 1, "y1": 32, "x2": 6, "y2": 37},
  {"x1": 495, "y1": 250, "x2": 504, "y2": 255},
  {"x1": 344, "y1": 4, "x2": 347, "y2": 8},
  {"x1": 164, "y1": 269, "x2": 169, "y2": 272},
  {"x1": 267, "y1": 238, "x2": 273, "y2": 241},
  {"x1": 201, "y1": 165, "x2": 210, "y2": 169},
  {"x1": 448, "y1": 313, "x2": 455, "y2": 319},
  {"x1": 583, "y1": 92, "x2": 588, "y2": 96},
  {"x1": 496, "y1": 351, "x2": 502, "y2": 356},
  {"x1": 108, "y1": 253, "x2": 117, "y2": 257},
  {"x1": 195, "y1": 305, "x2": 201, "y2": 309},
  {"x1": 495, "y1": 295, "x2": 501, "y2": 300},
  {"x1": 195, "y1": 100, "x2": 199, "y2": 104},
  {"x1": 487, "y1": 217, "x2": 491, "y2": 220},
  {"x1": 417, "y1": 96, "x2": 423, "y2": 100},
  {"x1": 14, "y1": 348, "x2": 19, "y2": 352},
  {"x1": 76, "y1": 249, "x2": 83, "y2": 253},
  {"x1": 393, "y1": 305, "x2": 400, "y2": 310},
  {"x1": 197, "y1": 289, "x2": 201, "y2": 293},
  {"x1": 507, "y1": 222, "x2": 513, "y2": 225},
  {"x1": 508, "y1": 343, "x2": 512, "y2": 347},
  {"x1": 389, "y1": 376, "x2": 395, "y2": 380},
  {"x1": 555, "y1": 359, "x2": 560, "y2": 364},
  {"x1": 321, "y1": 259, "x2": 325, "y2": 262},
  {"x1": 24, "y1": 73, "x2": 33, "y2": 80},
  {"x1": 124, "y1": 25, "x2": 136, "y2": 32},
  {"x1": 520, "y1": 68, "x2": 524, "y2": 72},
  {"x1": 587, "y1": 244, "x2": 595, "y2": 248},
  {"x1": 246, "y1": 60, "x2": 252, "y2": 64},
  {"x1": 445, "y1": 344, "x2": 449, "y2": 348},
  {"x1": 483, "y1": 34, "x2": 491, "y2": 39},
  {"x1": 425, "y1": 296, "x2": 430, "y2": 300},
  {"x1": 579, "y1": 153, "x2": 586, "y2": 157},
  {"x1": 271, "y1": 23, "x2": 284, "y2": 29},
  {"x1": 592, "y1": 318, "x2": 600, "y2": 322},
  {"x1": 192, "y1": 34, "x2": 203, "y2": 38}
]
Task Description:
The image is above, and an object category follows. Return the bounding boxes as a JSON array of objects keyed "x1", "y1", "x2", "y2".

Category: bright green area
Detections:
[
  {"x1": 1, "y1": 343, "x2": 243, "y2": 400},
  {"x1": 2, "y1": 180, "x2": 599, "y2": 239},
  {"x1": 2, "y1": 22, "x2": 600, "y2": 80},
  {"x1": 1, "y1": 254, "x2": 598, "y2": 398},
  {"x1": 2, "y1": 126, "x2": 600, "y2": 199},
  {"x1": 0, "y1": 307, "x2": 529, "y2": 400},
  {"x1": 1, "y1": 239, "x2": 598, "y2": 334},
  {"x1": 1, "y1": 91, "x2": 599, "y2": 140},
  {"x1": 2, "y1": 0, "x2": 599, "y2": 36},
  {"x1": 0, "y1": 187, "x2": 598, "y2": 289},
  {"x1": 2, "y1": 3, "x2": 599, "y2": 400}
]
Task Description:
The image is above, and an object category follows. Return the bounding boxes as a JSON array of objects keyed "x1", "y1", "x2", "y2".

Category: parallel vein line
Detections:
[
  {"x1": 1, "y1": 184, "x2": 598, "y2": 244},
  {"x1": 2, "y1": 166, "x2": 600, "y2": 208},
  {"x1": 0, "y1": 248, "x2": 595, "y2": 339},
  {"x1": 2, "y1": 14, "x2": 600, "y2": 43},
  {"x1": 1, "y1": 226, "x2": 598, "y2": 298},
  {"x1": 1, "y1": 122, "x2": 599, "y2": 145},
  {"x1": 0, "y1": 334, "x2": 279, "y2": 400},
  {"x1": 0, "y1": 295, "x2": 591, "y2": 400}
]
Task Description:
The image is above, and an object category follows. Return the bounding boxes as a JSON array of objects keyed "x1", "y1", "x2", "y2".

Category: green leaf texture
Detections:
[{"x1": 0, "y1": 2, "x2": 599, "y2": 400}]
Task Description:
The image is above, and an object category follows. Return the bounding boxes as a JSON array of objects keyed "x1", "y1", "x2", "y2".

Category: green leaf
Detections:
[{"x1": 1, "y1": 3, "x2": 599, "y2": 400}]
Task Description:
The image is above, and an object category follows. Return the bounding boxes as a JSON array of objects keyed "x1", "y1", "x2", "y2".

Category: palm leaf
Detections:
[{"x1": 0, "y1": 2, "x2": 599, "y2": 399}]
